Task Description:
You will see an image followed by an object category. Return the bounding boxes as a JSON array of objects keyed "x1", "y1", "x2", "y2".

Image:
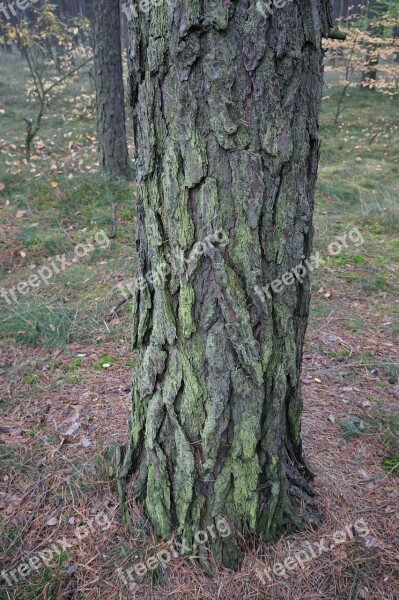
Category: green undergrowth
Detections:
[
  {"x1": 339, "y1": 410, "x2": 399, "y2": 475},
  {"x1": 0, "y1": 55, "x2": 136, "y2": 352}
]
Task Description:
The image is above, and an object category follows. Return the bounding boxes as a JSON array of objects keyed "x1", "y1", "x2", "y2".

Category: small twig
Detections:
[
  {"x1": 108, "y1": 294, "x2": 132, "y2": 320},
  {"x1": 44, "y1": 56, "x2": 93, "y2": 96}
]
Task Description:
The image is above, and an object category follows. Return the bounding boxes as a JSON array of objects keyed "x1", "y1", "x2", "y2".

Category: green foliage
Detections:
[
  {"x1": 62, "y1": 358, "x2": 83, "y2": 371},
  {"x1": 0, "y1": 523, "x2": 22, "y2": 557},
  {"x1": 24, "y1": 373, "x2": 40, "y2": 385},
  {"x1": 340, "y1": 410, "x2": 399, "y2": 474},
  {"x1": 0, "y1": 300, "x2": 116, "y2": 350},
  {"x1": 19, "y1": 226, "x2": 73, "y2": 258},
  {"x1": 381, "y1": 455, "x2": 399, "y2": 474},
  {"x1": 92, "y1": 355, "x2": 117, "y2": 371}
]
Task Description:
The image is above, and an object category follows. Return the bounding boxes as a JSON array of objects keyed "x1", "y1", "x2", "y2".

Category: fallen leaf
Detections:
[
  {"x1": 64, "y1": 422, "x2": 81, "y2": 436},
  {"x1": 358, "y1": 469, "x2": 369, "y2": 479},
  {"x1": 16, "y1": 210, "x2": 26, "y2": 219},
  {"x1": 50, "y1": 181, "x2": 59, "y2": 188},
  {"x1": 46, "y1": 517, "x2": 58, "y2": 526}
]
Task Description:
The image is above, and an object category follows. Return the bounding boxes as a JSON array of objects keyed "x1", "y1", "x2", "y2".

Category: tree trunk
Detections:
[
  {"x1": 360, "y1": 21, "x2": 383, "y2": 90},
  {"x1": 91, "y1": 0, "x2": 130, "y2": 179},
  {"x1": 394, "y1": 26, "x2": 399, "y2": 64},
  {"x1": 120, "y1": 0, "x2": 331, "y2": 569}
]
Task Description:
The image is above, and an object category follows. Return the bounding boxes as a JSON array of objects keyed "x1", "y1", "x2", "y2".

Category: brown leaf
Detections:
[{"x1": 358, "y1": 469, "x2": 369, "y2": 479}]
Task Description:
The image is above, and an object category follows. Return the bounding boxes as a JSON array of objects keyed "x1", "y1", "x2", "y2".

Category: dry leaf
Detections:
[
  {"x1": 46, "y1": 517, "x2": 58, "y2": 526},
  {"x1": 16, "y1": 210, "x2": 26, "y2": 219},
  {"x1": 358, "y1": 469, "x2": 369, "y2": 479},
  {"x1": 64, "y1": 422, "x2": 80, "y2": 436},
  {"x1": 50, "y1": 181, "x2": 59, "y2": 188}
]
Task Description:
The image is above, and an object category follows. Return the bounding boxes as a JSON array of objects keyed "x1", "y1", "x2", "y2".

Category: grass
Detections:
[
  {"x1": 339, "y1": 410, "x2": 399, "y2": 475},
  {"x1": 0, "y1": 55, "x2": 135, "y2": 352},
  {"x1": 0, "y1": 299, "x2": 121, "y2": 349}
]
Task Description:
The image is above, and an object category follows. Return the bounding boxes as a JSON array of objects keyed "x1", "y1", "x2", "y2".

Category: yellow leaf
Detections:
[{"x1": 50, "y1": 181, "x2": 59, "y2": 188}]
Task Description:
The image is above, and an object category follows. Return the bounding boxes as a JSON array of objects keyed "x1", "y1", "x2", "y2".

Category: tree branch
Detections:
[
  {"x1": 44, "y1": 56, "x2": 93, "y2": 96},
  {"x1": 328, "y1": 27, "x2": 347, "y2": 40}
]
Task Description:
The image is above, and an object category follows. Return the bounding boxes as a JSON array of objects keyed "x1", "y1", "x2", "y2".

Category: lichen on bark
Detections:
[{"x1": 120, "y1": 0, "x2": 332, "y2": 569}]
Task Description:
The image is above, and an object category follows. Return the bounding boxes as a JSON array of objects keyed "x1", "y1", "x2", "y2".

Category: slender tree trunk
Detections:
[
  {"x1": 91, "y1": 0, "x2": 130, "y2": 179},
  {"x1": 360, "y1": 21, "x2": 383, "y2": 90},
  {"x1": 119, "y1": 0, "x2": 331, "y2": 569},
  {"x1": 392, "y1": 25, "x2": 399, "y2": 64}
]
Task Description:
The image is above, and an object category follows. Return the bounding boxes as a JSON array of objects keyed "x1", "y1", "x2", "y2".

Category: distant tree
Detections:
[
  {"x1": 325, "y1": 0, "x2": 399, "y2": 125},
  {"x1": 91, "y1": 0, "x2": 130, "y2": 180}
]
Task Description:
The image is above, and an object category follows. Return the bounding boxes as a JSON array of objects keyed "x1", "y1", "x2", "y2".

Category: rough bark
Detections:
[
  {"x1": 91, "y1": 0, "x2": 130, "y2": 179},
  {"x1": 120, "y1": 0, "x2": 332, "y2": 569}
]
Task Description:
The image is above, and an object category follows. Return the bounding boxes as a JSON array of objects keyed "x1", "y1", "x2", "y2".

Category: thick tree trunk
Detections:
[
  {"x1": 91, "y1": 0, "x2": 130, "y2": 179},
  {"x1": 120, "y1": 0, "x2": 331, "y2": 569}
]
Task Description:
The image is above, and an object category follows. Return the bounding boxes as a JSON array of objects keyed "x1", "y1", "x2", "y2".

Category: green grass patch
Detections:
[
  {"x1": 92, "y1": 354, "x2": 117, "y2": 371},
  {"x1": 339, "y1": 410, "x2": 399, "y2": 474}
]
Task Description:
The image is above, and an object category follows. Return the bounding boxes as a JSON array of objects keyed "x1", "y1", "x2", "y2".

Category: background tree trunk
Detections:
[
  {"x1": 120, "y1": 0, "x2": 331, "y2": 569},
  {"x1": 91, "y1": 0, "x2": 130, "y2": 179}
]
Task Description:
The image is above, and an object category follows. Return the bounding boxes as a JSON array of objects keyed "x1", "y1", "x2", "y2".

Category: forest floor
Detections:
[{"x1": 0, "y1": 53, "x2": 398, "y2": 600}]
